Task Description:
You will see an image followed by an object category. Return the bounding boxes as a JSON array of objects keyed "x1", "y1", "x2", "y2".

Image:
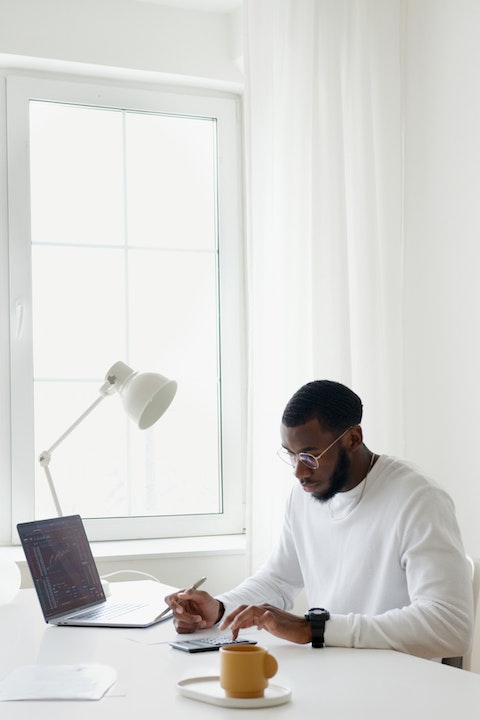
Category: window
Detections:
[{"x1": 6, "y1": 76, "x2": 245, "y2": 542}]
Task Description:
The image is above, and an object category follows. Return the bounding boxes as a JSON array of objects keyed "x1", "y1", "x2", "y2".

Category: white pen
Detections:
[
  {"x1": 177, "y1": 576, "x2": 207, "y2": 605},
  {"x1": 156, "y1": 576, "x2": 207, "y2": 621}
]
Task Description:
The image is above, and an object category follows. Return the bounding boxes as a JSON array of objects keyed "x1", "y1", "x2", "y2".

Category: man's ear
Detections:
[{"x1": 347, "y1": 424, "x2": 363, "y2": 451}]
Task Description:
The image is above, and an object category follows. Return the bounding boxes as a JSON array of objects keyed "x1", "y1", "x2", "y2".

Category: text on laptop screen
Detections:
[{"x1": 18, "y1": 515, "x2": 105, "y2": 619}]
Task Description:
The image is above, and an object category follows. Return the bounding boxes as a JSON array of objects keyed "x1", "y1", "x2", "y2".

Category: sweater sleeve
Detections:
[
  {"x1": 216, "y1": 493, "x2": 304, "y2": 616},
  {"x1": 325, "y1": 486, "x2": 474, "y2": 659}
]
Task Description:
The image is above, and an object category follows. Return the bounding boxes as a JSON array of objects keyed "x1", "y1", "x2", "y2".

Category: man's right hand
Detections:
[{"x1": 164, "y1": 589, "x2": 224, "y2": 633}]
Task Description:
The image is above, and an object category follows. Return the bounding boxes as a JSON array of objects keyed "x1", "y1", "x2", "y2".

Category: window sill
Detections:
[{"x1": 2, "y1": 534, "x2": 246, "y2": 564}]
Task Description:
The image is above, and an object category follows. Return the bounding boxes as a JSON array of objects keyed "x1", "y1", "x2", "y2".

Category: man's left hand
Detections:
[{"x1": 219, "y1": 604, "x2": 312, "y2": 644}]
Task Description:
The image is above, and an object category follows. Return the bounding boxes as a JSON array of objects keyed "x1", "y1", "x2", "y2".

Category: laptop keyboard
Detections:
[{"x1": 73, "y1": 601, "x2": 147, "y2": 621}]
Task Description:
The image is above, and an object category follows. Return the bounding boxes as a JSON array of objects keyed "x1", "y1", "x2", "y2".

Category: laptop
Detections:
[{"x1": 17, "y1": 514, "x2": 175, "y2": 628}]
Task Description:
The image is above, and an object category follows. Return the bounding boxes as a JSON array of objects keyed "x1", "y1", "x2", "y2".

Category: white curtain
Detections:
[{"x1": 243, "y1": 0, "x2": 405, "y2": 572}]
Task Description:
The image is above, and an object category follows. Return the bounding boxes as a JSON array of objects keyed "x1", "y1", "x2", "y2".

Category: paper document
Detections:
[{"x1": 0, "y1": 663, "x2": 117, "y2": 701}]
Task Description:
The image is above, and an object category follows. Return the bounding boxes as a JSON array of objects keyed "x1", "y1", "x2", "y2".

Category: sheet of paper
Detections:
[{"x1": 0, "y1": 663, "x2": 117, "y2": 701}]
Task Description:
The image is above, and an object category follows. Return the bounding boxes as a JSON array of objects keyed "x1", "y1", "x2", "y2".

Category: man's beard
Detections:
[{"x1": 312, "y1": 448, "x2": 351, "y2": 503}]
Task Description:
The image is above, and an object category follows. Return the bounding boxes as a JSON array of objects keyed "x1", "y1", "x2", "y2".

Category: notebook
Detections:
[{"x1": 17, "y1": 514, "x2": 175, "y2": 627}]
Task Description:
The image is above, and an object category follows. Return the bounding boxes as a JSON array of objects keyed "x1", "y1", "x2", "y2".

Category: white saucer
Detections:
[{"x1": 177, "y1": 676, "x2": 292, "y2": 708}]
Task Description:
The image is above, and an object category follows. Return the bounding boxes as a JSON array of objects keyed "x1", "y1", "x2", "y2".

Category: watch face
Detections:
[
  {"x1": 308, "y1": 608, "x2": 327, "y2": 616},
  {"x1": 305, "y1": 608, "x2": 330, "y2": 622}
]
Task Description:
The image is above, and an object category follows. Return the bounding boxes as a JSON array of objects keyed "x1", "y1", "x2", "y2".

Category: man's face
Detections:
[{"x1": 280, "y1": 418, "x2": 352, "y2": 502}]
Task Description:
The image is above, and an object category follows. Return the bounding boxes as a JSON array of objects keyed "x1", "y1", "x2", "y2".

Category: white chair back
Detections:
[{"x1": 463, "y1": 556, "x2": 480, "y2": 672}]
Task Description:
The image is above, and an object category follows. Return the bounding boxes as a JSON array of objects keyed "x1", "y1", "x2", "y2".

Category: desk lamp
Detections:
[{"x1": 38, "y1": 361, "x2": 177, "y2": 516}]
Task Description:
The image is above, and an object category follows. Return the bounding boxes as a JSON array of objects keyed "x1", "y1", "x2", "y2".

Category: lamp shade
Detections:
[{"x1": 106, "y1": 361, "x2": 177, "y2": 430}]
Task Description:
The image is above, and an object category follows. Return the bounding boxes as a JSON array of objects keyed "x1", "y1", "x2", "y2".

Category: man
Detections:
[{"x1": 165, "y1": 380, "x2": 473, "y2": 659}]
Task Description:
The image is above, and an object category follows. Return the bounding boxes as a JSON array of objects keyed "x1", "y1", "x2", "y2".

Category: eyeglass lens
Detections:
[
  {"x1": 279, "y1": 449, "x2": 318, "y2": 469},
  {"x1": 296, "y1": 453, "x2": 318, "y2": 469}
]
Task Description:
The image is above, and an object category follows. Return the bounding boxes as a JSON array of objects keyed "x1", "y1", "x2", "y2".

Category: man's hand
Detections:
[
  {"x1": 164, "y1": 589, "x2": 223, "y2": 634},
  {"x1": 219, "y1": 604, "x2": 312, "y2": 644}
]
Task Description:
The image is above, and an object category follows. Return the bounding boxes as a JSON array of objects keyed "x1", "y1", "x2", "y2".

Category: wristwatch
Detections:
[{"x1": 305, "y1": 607, "x2": 330, "y2": 648}]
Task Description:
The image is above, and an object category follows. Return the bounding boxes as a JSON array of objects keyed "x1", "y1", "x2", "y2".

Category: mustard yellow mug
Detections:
[{"x1": 219, "y1": 645, "x2": 278, "y2": 699}]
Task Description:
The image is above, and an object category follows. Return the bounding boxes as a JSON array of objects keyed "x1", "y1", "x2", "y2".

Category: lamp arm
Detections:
[
  {"x1": 40, "y1": 394, "x2": 108, "y2": 460},
  {"x1": 41, "y1": 462, "x2": 63, "y2": 517},
  {"x1": 38, "y1": 389, "x2": 110, "y2": 517}
]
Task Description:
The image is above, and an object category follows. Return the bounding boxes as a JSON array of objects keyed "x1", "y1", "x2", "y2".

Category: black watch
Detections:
[{"x1": 305, "y1": 607, "x2": 330, "y2": 648}]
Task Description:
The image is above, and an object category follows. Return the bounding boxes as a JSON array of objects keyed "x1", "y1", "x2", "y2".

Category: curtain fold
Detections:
[{"x1": 244, "y1": 0, "x2": 405, "y2": 572}]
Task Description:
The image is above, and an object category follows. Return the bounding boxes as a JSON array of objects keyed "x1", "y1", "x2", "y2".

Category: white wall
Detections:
[
  {"x1": 0, "y1": 0, "x2": 243, "y2": 88},
  {"x1": 403, "y1": 0, "x2": 480, "y2": 557}
]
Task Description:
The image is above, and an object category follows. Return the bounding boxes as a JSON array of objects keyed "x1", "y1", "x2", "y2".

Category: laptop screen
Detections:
[{"x1": 17, "y1": 515, "x2": 106, "y2": 621}]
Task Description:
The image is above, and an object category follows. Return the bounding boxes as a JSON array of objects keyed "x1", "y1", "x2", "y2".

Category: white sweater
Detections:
[{"x1": 217, "y1": 455, "x2": 473, "y2": 658}]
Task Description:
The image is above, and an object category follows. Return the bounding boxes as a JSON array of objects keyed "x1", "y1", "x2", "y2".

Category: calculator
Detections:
[{"x1": 169, "y1": 636, "x2": 258, "y2": 653}]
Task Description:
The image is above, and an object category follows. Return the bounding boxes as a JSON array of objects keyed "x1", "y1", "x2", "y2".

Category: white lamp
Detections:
[{"x1": 39, "y1": 361, "x2": 177, "y2": 516}]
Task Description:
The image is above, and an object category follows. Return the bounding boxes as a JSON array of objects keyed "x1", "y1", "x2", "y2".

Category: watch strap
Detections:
[{"x1": 305, "y1": 607, "x2": 330, "y2": 648}]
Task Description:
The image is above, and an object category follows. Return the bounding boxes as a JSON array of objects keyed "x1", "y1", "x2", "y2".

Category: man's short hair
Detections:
[{"x1": 282, "y1": 380, "x2": 363, "y2": 432}]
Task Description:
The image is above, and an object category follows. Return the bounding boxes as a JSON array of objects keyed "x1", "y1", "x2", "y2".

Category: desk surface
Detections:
[{"x1": 1, "y1": 584, "x2": 480, "y2": 719}]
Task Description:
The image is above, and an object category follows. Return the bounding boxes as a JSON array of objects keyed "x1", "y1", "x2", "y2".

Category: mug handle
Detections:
[{"x1": 263, "y1": 653, "x2": 278, "y2": 679}]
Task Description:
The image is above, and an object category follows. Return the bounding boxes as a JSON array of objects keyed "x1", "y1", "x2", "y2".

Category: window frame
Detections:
[{"x1": 4, "y1": 74, "x2": 246, "y2": 544}]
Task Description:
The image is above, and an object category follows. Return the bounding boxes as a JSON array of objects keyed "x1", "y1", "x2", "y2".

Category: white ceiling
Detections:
[{"x1": 135, "y1": 0, "x2": 242, "y2": 12}]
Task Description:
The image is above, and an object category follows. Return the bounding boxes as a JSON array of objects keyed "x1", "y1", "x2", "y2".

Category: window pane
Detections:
[
  {"x1": 32, "y1": 246, "x2": 126, "y2": 378},
  {"x1": 128, "y1": 249, "x2": 221, "y2": 516},
  {"x1": 125, "y1": 112, "x2": 216, "y2": 251},
  {"x1": 29, "y1": 102, "x2": 124, "y2": 247},
  {"x1": 128, "y1": 249, "x2": 218, "y2": 381}
]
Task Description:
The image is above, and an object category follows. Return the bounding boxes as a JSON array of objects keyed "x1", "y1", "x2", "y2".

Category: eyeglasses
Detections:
[{"x1": 277, "y1": 426, "x2": 352, "y2": 470}]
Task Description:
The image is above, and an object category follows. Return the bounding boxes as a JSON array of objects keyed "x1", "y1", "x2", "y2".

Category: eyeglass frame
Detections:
[{"x1": 277, "y1": 425, "x2": 354, "y2": 470}]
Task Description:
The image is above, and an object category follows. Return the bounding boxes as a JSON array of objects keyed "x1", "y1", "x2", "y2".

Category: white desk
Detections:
[{"x1": 2, "y1": 585, "x2": 480, "y2": 719}]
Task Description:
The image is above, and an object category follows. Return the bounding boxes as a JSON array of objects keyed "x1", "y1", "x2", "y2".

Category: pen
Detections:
[
  {"x1": 177, "y1": 576, "x2": 207, "y2": 605},
  {"x1": 156, "y1": 576, "x2": 207, "y2": 621}
]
